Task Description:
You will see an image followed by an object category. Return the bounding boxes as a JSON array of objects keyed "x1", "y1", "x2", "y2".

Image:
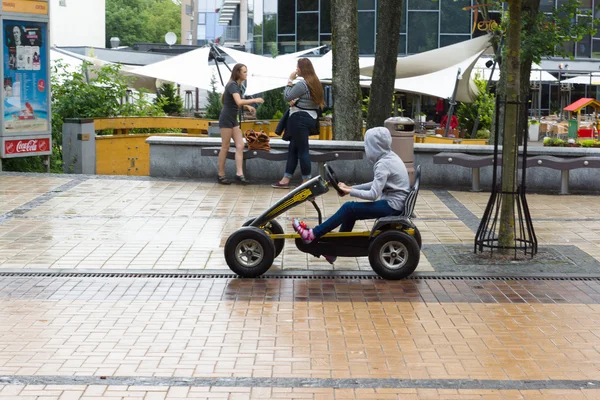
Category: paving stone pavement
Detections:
[{"x1": 0, "y1": 172, "x2": 600, "y2": 399}]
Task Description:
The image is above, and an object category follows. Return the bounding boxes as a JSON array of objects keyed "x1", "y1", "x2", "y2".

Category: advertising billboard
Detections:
[{"x1": 3, "y1": 19, "x2": 49, "y2": 134}]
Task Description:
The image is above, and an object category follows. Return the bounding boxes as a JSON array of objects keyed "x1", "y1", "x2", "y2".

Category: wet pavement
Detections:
[{"x1": 1, "y1": 172, "x2": 600, "y2": 399}]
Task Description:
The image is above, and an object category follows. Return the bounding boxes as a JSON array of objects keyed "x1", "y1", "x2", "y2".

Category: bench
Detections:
[
  {"x1": 200, "y1": 147, "x2": 364, "y2": 178},
  {"x1": 433, "y1": 152, "x2": 600, "y2": 194}
]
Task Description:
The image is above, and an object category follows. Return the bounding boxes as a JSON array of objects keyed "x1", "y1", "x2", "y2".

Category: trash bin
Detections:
[
  {"x1": 384, "y1": 117, "x2": 415, "y2": 185},
  {"x1": 568, "y1": 120, "x2": 578, "y2": 139}
]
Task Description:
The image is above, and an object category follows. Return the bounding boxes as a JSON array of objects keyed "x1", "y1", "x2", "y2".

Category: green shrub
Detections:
[
  {"x1": 273, "y1": 110, "x2": 284, "y2": 119},
  {"x1": 579, "y1": 139, "x2": 596, "y2": 147},
  {"x1": 155, "y1": 83, "x2": 183, "y2": 115},
  {"x1": 256, "y1": 88, "x2": 287, "y2": 120},
  {"x1": 476, "y1": 129, "x2": 491, "y2": 139},
  {"x1": 457, "y1": 77, "x2": 495, "y2": 138},
  {"x1": 204, "y1": 74, "x2": 223, "y2": 119},
  {"x1": 544, "y1": 138, "x2": 565, "y2": 147}
]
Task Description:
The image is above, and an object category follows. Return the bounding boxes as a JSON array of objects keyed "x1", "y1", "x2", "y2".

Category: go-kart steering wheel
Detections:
[{"x1": 325, "y1": 164, "x2": 345, "y2": 196}]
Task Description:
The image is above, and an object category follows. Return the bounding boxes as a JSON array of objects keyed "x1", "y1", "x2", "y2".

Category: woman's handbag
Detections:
[{"x1": 244, "y1": 129, "x2": 271, "y2": 151}]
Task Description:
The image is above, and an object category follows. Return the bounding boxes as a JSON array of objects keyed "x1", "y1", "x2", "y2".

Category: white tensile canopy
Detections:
[
  {"x1": 126, "y1": 36, "x2": 493, "y2": 101},
  {"x1": 52, "y1": 48, "x2": 160, "y2": 91},
  {"x1": 128, "y1": 47, "x2": 215, "y2": 91},
  {"x1": 561, "y1": 74, "x2": 600, "y2": 85},
  {"x1": 359, "y1": 35, "x2": 492, "y2": 79},
  {"x1": 472, "y1": 58, "x2": 558, "y2": 82}
]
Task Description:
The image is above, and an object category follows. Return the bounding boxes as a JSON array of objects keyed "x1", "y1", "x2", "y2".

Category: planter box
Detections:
[{"x1": 528, "y1": 124, "x2": 540, "y2": 141}]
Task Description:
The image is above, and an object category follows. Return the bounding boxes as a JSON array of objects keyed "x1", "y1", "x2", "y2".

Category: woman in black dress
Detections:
[{"x1": 217, "y1": 63, "x2": 264, "y2": 185}]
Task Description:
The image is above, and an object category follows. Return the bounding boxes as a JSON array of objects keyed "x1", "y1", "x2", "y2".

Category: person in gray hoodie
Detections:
[{"x1": 292, "y1": 126, "x2": 411, "y2": 263}]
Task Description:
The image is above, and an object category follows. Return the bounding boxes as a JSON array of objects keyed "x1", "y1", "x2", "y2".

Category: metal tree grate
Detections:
[{"x1": 474, "y1": 97, "x2": 538, "y2": 258}]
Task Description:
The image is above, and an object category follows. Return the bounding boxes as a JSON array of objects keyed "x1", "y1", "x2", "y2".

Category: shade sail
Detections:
[
  {"x1": 332, "y1": 51, "x2": 484, "y2": 103},
  {"x1": 52, "y1": 48, "x2": 160, "y2": 91},
  {"x1": 359, "y1": 35, "x2": 492, "y2": 79},
  {"x1": 561, "y1": 74, "x2": 600, "y2": 85},
  {"x1": 129, "y1": 47, "x2": 217, "y2": 91},
  {"x1": 472, "y1": 60, "x2": 557, "y2": 82}
]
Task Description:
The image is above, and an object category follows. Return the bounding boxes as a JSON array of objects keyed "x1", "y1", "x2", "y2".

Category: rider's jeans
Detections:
[{"x1": 312, "y1": 200, "x2": 402, "y2": 238}]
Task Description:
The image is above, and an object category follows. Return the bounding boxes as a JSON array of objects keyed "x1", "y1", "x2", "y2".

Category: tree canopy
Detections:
[{"x1": 106, "y1": 0, "x2": 181, "y2": 47}]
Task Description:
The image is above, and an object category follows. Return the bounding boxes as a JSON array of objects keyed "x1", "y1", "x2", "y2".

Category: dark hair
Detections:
[{"x1": 297, "y1": 58, "x2": 324, "y2": 108}]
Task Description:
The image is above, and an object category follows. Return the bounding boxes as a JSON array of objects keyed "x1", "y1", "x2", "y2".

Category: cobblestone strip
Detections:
[
  {"x1": 431, "y1": 190, "x2": 481, "y2": 232},
  {"x1": 0, "y1": 178, "x2": 87, "y2": 224},
  {"x1": 0, "y1": 376, "x2": 598, "y2": 390}
]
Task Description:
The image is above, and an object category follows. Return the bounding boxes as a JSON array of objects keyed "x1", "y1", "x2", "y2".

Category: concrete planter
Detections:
[{"x1": 529, "y1": 123, "x2": 540, "y2": 141}]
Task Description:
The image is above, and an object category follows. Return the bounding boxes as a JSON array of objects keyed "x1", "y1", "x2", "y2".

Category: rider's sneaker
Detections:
[{"x1": 292, "y1": 218, "x2": 315, "y2": 243}]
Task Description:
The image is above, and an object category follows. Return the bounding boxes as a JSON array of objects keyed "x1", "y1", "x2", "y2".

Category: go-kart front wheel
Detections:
[
  {"x1": 243, "y1": 218, "x2": 284, "y2": 257},
  {"x1": 368, "y1": 231, "x2": 420, "y2": 280},
  {"x1": 224, "y1": 227, "x2": 275, "y2": 277}
]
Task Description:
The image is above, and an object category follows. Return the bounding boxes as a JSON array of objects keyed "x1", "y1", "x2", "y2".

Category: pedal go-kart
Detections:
[{"x1": 224, "y1": 164, "x2": 422, "y2": 280}]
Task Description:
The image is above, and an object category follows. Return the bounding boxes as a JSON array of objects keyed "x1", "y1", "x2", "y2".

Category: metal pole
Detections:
[{"x1": 444, "y1": 68, "x2": 461, "y2": 138}]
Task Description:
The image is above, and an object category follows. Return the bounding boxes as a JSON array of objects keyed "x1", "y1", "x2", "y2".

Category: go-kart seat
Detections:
[
  {"x1": 400, "y1": 165, "x2": 421, "y2": 218},
  {"x1": 372, "y1": 165, "x2": 421, "y2": 232}
]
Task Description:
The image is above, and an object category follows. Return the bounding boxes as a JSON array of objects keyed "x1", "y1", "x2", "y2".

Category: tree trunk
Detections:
[
  {"x1": 518, "y1": 0, "x2": 541, "y2": 144},
  {"x1": 331, "y1": 0, "x2": 362, "y2": 141},
  {"x1": 366, "y1": 0, "x2": 403, "y2": 129},
  {"x1": 498, "y1": 0, "x2": 522, "y2": 250}
]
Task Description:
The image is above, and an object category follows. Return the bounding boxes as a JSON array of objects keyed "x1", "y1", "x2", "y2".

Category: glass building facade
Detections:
[{"x1": 247, "y1": 0, "x2": 598, "y2": 59}]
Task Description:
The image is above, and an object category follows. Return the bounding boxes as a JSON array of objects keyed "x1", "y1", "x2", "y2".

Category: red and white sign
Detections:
[{"x1": 4, "y1": 138, "x2": 50, "y2": 155}]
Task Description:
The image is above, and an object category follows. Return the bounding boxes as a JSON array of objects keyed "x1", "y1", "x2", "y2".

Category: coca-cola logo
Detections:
[
  {"x1": 5, "y1": 138, "x2": 50, "y2": 155},
  {"x1": 16, "y1": 140, "x2": 39, "y2": 153}
]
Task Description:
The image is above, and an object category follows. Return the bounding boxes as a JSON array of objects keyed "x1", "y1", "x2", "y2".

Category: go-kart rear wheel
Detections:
[
  {"x1": 243, "y1": 218, "x2": 284, "y2": 258},
  {"x1": 368, "y1": 230, "x2": 420, "y2": 280},
  {"x1": 224, "y1": 227, "x2": 275, "y2": 277}
]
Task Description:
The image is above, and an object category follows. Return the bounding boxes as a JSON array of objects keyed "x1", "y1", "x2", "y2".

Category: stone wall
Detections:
[{"x1": 147, "y1": 137, "x2": 600, "y2": 193}]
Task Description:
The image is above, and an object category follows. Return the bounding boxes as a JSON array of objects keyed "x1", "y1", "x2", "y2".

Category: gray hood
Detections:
[{"x1": 364, "y1": 127, "x2": 392, "y2": 163}]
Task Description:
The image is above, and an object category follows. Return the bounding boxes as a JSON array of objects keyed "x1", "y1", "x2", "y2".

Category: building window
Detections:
[
  {"x1": 320, "y1": 0, "x2": 331, "y2": 33},
  {"x1": 197, "y1": 25, "x2": 206, "y2": 40},
  {"x1": 440, "y1": 35, "x2": 470, "y2": 48},
  {"x1": 298, "y1": 13, "x2": 319, "y2": 49},
  {"x1": 592, "y1": 39, "x2": 600, "y2": 58},
  {"x1": 440, "y1": 0, "x2": 470, "y2": 34},
  {"x1": 408, "y1": 0, "x2": 438, "y2": 10},
  {"x1": 59, "y1": 0, "x2": 66, "y2": 6},
  {"x1": 407, "y1": 11, "x2": 438, "y2": 53},
  {"x1": 277, "y1": 0, "x2": 295, "y2": 34},
  {"x1": 539, "y1": 0, "x2": 555, "y2": 12},
  {"x1": 358, "y1": 0, "x2": 375, "y2": 10},
  {"x1": 186, "y1": 4, "x2": 193, "y2": 15},
  {"x1": 398, "y1": 34, "x2": 407, "y2": 55},
  {"x1": 358, "y1": 11, "x2": 375, "y2": 54},
  {"x1": 197, "y1": 12, "x2": 206, "y2": 25},
  {"x1": 298, "y1": 0, "x2": 318, "y2": 12}
]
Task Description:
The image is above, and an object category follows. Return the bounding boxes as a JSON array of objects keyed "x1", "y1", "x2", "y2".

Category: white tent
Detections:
[
  {"x1": 561, "y1": 74, "x2": 600, "y2": 85},
  {"x1": 328, "y1": 51, "x2": 484, "y2": 103},
  {"x1": 472, "y1": 59, "x2": 557, "y2": 82},
  {"x1": 52, "y1": 48, "x2": 160, "y2": 91},
  {"x1": 129, "y1": 47, "x2": 216, "y2": 91},
  {"x1": 359, "y1": 35, "x2": 491, "y2": 79}
]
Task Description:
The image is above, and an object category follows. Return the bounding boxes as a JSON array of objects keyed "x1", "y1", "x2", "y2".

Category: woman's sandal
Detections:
[
  {"x1": 217, "y1": 175, "x2": 232, "y2": 185},
  {"x1": 236, "y1": 175, "x2": 251, "y2": 185}
]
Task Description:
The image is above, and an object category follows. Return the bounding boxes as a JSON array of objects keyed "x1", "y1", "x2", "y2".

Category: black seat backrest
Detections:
[{"x1": 400, "y1": 165, "x2": 421, "y2": 218}]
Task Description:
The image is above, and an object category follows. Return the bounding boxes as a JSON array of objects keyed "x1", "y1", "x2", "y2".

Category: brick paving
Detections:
[{"x1": 0, "y1": 173, "x2": 600, "y2": 398}]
